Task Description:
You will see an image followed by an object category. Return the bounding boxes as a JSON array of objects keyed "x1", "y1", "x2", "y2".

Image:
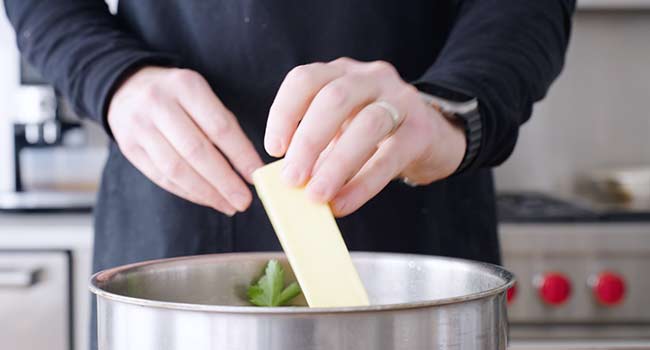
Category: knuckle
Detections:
[
  {"x1": 319, "y1": 82, "x2": 348, "y2": 108},
  {"x1": 369, "y1": 60, "x2": 397, "y2": 76},
  {"x1": 131, "y1": 112, "x2": 154, "y2": 131},
  {"x1": 333, "y1": 56, "x2": 355, "y2": 65},
  {"x1": 162, "y1": 156, "x2": 186, "y2": 179},
  {"x1": 141, "y1": 84, "x2": 164, "y2": 102},
  {"x1": 206, "y1": 116, "x2": 232, "y2": 140},
  {"x1": 373, "y1": 155, "x2": 396, "y2": 175},
  {"x1": 170, "y1": 69, "x2": 202, "y2": 87},
  {"x1": 400, "y1": 84, "x2": 419, "y2": 99},
  {"x1": 364, "y1": 106, "x2": 392, "y2": 135},
  {"x1": 296, "y1": 135, "x2": 319, "y2": 154},
  {"x1": 286, "y1": 65, "x2": 316, "y2": 86},
  {"x1": 179, "y1": 140, "x2": 206, "y2": 160},
  {"x1": 325, "y1": 154, "x2": 353, "y2": 180}
]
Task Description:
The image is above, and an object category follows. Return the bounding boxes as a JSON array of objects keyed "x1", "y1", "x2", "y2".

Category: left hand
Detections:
[{"x1": 264, "y1": 58, "x2": 467, "y2": 216}]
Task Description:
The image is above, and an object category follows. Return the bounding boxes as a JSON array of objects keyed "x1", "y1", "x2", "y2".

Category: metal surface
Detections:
[
  {"x1": 510, "y1": 339, "x2": 650, "y2": 350},
  {"x1": 0, "y1": 251, "x2": 70, "y2": 350},
  {"x1": 499, "y1": 222, "x2": 650, "y2": 343},
  {"x1": 91, "y1": 252, "x2": 514, "y2": 350}
]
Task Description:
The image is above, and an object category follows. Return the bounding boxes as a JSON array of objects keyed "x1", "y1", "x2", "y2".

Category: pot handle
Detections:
[{"x1": 0, "y1": 268, "x2": 40, "y2": 288}]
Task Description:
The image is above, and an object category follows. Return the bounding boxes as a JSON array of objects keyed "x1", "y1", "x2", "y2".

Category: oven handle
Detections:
[{"x1": 0, "y1": 268, "x2": 40, "y2": 288}]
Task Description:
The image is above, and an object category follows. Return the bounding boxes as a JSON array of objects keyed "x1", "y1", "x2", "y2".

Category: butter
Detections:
[{"x1": 253, "y1": 160, "x2": 369, "y2": 307}]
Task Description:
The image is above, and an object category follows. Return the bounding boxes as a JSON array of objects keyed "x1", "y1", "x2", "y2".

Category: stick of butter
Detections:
[{"x1": 253, "y1": 159, "x2": 370, "y2": 307}]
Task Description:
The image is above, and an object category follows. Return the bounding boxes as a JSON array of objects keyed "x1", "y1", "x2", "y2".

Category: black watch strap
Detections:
[{"x1": 455, "y1": 107, "x2": 482, "y2": 173}]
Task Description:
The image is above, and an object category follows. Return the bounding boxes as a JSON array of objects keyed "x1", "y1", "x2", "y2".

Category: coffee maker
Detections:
[{"x1": 0, "y1": 58, "x2": 107, "y2": 210}]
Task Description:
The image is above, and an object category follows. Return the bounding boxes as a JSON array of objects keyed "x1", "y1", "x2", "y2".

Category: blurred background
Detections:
[{"x1": 0, "y1": 1, "x2": 649, "y2": 349}]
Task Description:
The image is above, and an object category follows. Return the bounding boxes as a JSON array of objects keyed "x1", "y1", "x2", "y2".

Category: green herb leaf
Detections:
[
  {"x1": 277, "y1": 281, "x2": 301, "y2": 306},
  {"x1": 247, "y1": 260, "x2": 302, "y2": 306}
]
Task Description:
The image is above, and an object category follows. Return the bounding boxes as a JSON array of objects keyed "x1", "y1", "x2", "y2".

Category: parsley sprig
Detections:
[{"x1": 247, "y1": 259, "x2": 302, "y2": 307}]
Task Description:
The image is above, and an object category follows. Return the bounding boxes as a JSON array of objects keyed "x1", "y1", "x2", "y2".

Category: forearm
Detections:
[
  {"x1": 415, "y1": 0, "x2": 576, "y2": 170},
  {"x1": 4, "y1": 0, "x2": 177, "y2": 131}
]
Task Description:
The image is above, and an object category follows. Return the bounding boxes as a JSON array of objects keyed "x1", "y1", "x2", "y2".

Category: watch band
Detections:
[{"x1": 455, "y1": 107, "x2": 481, "y2": 173}]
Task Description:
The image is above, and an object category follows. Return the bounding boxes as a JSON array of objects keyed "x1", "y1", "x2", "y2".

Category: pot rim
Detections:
[{"x1": 89, "y1": 251, "x2": 515, "y2": 314}]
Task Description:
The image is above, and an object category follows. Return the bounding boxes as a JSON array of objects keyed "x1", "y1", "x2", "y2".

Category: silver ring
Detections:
[
  {"x1": 371, "y1": 100, "x2": 403, "y2": 134},
  {"x1": 401, "y1": 177, "x2": 419, "y2": 187}
]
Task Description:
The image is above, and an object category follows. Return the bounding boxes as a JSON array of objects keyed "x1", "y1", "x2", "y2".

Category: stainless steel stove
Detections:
[{"x1": 498, "y1": 193, "x2": 650, "y2": 349}]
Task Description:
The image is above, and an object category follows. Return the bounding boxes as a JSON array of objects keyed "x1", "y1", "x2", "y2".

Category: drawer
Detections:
[{"x1": 0, "y1": 251, "x2": 70, "y2": 350}]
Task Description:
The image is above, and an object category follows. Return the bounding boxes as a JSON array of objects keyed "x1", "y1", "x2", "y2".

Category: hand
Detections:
[
  {"x1": 264, "y1": 58, "x2": 466, "y2": 217},
  {"x1": 108, "y1": 67, "x2": 263, "y2": 215}
]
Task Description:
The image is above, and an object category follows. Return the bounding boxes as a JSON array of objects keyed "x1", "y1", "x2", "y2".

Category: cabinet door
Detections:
[{"x1": 0, "y1": 251, "x2": 70, "y2": 350}]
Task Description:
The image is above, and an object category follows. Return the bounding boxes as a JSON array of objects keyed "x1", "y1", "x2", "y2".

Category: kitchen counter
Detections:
[
  {"x1": 579, "y1": 0, "x2": 650, "y2": 10},
  {"x1": 0, "y1": 211, "x2": 92, "y2": 232}
]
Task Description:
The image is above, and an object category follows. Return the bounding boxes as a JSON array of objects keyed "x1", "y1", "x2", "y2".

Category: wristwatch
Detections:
[{"x1": 418, "y1": 89, "x2": 482, "y2": 174}]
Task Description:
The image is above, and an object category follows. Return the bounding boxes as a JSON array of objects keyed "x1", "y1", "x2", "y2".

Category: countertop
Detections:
[{"x1": 579, "y1": 0, "x2": 650, "y2": 10}]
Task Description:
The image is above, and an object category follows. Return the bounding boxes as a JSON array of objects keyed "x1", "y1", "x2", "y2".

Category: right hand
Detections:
[{"x1": 107, "y1": 67, "x2": 263, "y2": 215}]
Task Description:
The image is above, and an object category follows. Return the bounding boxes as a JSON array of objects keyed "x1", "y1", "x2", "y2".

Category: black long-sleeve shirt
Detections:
[
  {"x1": 5, "y1": 2, "x2": 573, "y2": 347},
  {"x1": 6, "y1": 0, "x2": 574, "y2": 170},
  {"x1": 5, "y1": 0, "x2": 576, "y2": 263}
]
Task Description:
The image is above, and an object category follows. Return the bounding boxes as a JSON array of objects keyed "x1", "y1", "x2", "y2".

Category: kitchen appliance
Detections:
[
  {"x1": 90, "y1": 252, "x2": 514, "y2": 350},
  {"x1": 0, "y1": 58, "x2": 106, "y2": 211},
  {"x1": 498, "y1": 193, "x2": 650, "y2": 349}
]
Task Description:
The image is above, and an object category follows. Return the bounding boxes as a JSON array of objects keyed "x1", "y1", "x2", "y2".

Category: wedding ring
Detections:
[
  {"x1": 401, "y1": 177, "x2": 419, "y2": 187},
  {"x1": 370, "y1": 100, "x2": 403, "y2": 135}
]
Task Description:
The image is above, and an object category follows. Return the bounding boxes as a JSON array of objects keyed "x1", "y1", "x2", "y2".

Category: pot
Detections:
[{"x1": 90, "y1": 252, "x2": 514, "y2": 350}]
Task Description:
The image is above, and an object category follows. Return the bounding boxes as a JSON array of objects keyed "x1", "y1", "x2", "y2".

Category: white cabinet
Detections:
[
  {"x1": 0, "y1": 251, "x2": 71, "y2": 350},
  {"x1": 0, "y1": 213, "x2": 93, "y2": 350}
]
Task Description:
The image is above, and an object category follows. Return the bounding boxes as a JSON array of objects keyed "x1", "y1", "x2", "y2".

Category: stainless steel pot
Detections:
[{"x1": 90, "y1": 252, "x2": 514, "y2": 350}]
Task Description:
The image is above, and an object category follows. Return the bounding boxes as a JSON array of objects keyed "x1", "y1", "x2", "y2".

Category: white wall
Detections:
[
  {"x1": 494, "y1": 11, "x2": 650, "y2": 194},
  {"x1": 0, "y1": 0, "x2": 19, "y2": 192}
]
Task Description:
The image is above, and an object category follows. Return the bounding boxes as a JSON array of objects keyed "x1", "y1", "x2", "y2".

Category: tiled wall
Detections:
[{"x1": 494, "y1": 11, "x2": 650, "y2": 194}]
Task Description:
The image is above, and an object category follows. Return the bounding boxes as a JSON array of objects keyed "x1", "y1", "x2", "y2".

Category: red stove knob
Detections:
[
  {"x1": 537, "y1": 272, "x2": 571, "y2": 306},
  {"x1": 592, "y1": 271, "x2": 626, "y2": 306},
  {"x1": 507, "y1": 283, "x2": 517, "y2": 304}
]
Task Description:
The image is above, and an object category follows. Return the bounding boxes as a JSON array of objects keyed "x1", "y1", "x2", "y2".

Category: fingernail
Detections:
[
  {"x1": 282, "y1": 163, "x2": 304, "y2": 186},
  {"x1": 265, "y1": 136, "x2": 284, "y2": 157},
  {"x1": 307, "y1": 179, "x2": 330, "y2": 202},
  {"x1": 229, "y1": 192, "x2": 250, "y2": 212}
]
